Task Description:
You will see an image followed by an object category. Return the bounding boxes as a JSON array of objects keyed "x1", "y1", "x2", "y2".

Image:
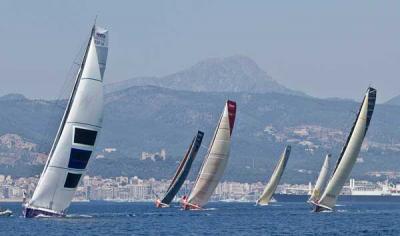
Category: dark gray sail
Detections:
[{"x1": 156, "y1": 131, "x2": 204, "y2": 207}]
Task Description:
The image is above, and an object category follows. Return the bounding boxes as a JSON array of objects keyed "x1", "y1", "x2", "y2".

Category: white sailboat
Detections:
[
  {"x1": 23, "y1": 24, "x2": 109, "y2": 218},
  {"x1": 312, "y1": 87, "x2": 376, "y2": 212},
  {"x1": 0, "y1": 208, "x2": 12, "y2": 217},
  {"x1": 256, "y1": 146, "x2": 291, "y2": 206},
  {"x1": 182, "y1": 100, "x2": 236, "y2": 210},
  {"x1": 308, "y1": 154, "x2": 331, "y2": 204}
]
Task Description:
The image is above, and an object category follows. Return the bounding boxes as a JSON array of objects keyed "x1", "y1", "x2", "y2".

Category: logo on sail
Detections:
[{"x1": 94, "y1": 32, "x2": 107, "y2": 46}]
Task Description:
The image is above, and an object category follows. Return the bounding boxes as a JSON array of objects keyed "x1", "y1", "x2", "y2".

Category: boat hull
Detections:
[
  {"x1": 181, "y1": 200, "x2": 202, "y2": 210},
  {"x1": 312, "y1": 203, "x2": 333, "y2": 212},
  {"x1": 155, "y1": 199, "x2": 169, "y2": 208},
  {"x1": 23, "y1": 206, "x2": 65, "y2": 218},
  {"x1": 0, "y1": 209, "x2": 12, "y2": 217}
]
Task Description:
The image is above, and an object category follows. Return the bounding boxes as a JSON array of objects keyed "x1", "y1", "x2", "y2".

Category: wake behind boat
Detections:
[
  {"x1": 182, "y1": 100, "x2": 236, "y2": 210},
  {"x1": 23, "y1": 24, "x2": 109, "y2": 218},
  {"x1": 155, "y1": 131, "x2": 204, "y2": 208},
  {"x1": 312, "y1": 87, "x2": 376, "y2": 212}
]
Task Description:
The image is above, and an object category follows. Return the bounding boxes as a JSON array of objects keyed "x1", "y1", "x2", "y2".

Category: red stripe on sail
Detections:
[{"x1": 227, "y1": 100, "x2": 236, "y2": 136}]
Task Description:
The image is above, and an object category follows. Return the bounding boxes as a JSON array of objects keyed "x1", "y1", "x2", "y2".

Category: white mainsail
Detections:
[
  {"x1": 183, "y1": 100, "x2": 236, "y2": 209},
  {"x1": 24, "y1": 25, "x2": 108, "y2": 217},
  {"x1": 256, "y1": 146, "x2": 291, "y2": 205},
  {"x1": 308, "y1": 154, "x2": 331, "y2": 204},
  {"x1": 313, "y1": 87, "x2": 376, "y2": 212}
]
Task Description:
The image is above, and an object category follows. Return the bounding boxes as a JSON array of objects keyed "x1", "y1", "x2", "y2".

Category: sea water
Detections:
[{"x1": 1, "y1": 201, "x2": 400, "y2": 235}]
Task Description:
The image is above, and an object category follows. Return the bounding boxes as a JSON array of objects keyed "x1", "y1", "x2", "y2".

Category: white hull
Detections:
[{"x1": 0, "y1": 209, "x2": 12, "y2": 217}]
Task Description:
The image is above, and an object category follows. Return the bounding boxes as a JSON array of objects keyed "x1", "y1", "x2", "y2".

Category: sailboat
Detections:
[
  {"x1": 312, "y1": 87, "x2": 376, "y2": 212},
  {"x1": 155, "y1": 131, "x2": 204, "y2": 208},
  {"x1": 182, "y1": 100, "x2": 236, "y2": 210},
  {"x1": 0, "y1": 209, "x2": 12, "y2": 217},
  {"x1": 308, "y1": 154, "x2": 331, "y2": 204},
  {"x1": 23, "y1": 24, "x2": 109, "y2": 218},
  {"x1": 0, "y1": 188, "x2": 18, "y2": 217},
  {"x1": 256, "y1": 146, "x2": 291, "y2": 206}
]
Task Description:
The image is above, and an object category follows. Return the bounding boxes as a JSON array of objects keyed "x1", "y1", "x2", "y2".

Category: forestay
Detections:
[{"x1": 24, "y1": 25, "x2": 108, "y2": 217}]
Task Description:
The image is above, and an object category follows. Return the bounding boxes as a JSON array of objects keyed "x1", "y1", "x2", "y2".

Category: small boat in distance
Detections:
[
  {"x1": 23, "y1": 24, "x2": 109, "y2": 218},
  {"x1": 256, "y1": 146, "x2": 291, "y2": 206},
  {"x1": 0, "y1": 209, "x2": 12, "y2": 217},
  {"x1": 0, "y1": 191, "x2": 16, "y2": 217},
  {"x1": 182, "y1": 100, "x2": 236, "y2": 210},
  {"x1": 312, "y1": 87, "x2": 376, "y2": 212},
  {"x1": 308, "y1": 154, "x2": 331, "y2": 204},
  {"x1": 155, "y1": 131, "x2": 204, "y2": 208}
]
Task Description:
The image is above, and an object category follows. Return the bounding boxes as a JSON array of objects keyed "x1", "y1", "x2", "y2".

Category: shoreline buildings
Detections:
[{"x1": 1, "y1": 175, "x2": 400, "y2": 202}]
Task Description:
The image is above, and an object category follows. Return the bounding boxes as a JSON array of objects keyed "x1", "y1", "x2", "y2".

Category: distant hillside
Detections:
[
  {"x1": 385, "y1": 95, "x2": 400, "y2": 106},
  {"x1": 106, "y1": 55, "x2": 304, "y2": 96},
  {"x1": 0, "y1": 87, "x2": 399, "y2": 184}
]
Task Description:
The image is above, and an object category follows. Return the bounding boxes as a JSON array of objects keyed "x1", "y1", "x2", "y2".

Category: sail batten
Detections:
[
  {"x1": 257, "y1": 146, "x2": 291, "y2": 205},
  {"x1": 184, "y1": 100, "x2": 236, "y2": 209},
  {"x1": 24, "y1": 25, "x2": 109, "y2": 218},
  {"x1": 313, "y1": 87, "x2": 376, "y2": 212}
]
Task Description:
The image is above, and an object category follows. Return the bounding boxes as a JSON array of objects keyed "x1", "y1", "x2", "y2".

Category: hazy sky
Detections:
[{"x1": 1, "y1": 1, "x2": 399, "y2": 102}]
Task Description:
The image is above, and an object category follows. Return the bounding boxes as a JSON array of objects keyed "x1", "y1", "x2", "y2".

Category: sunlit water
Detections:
[{"x1": 1, "y1": 201, "x2": 400, "y2": 235}]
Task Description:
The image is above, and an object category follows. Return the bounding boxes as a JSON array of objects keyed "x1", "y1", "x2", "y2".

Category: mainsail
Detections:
[
  {"x1": 183, "y1": 100, "x2": 236, "y2": 209},
  {"x1": 24, "y1": 25, "x2": 108, "y2": 218},
  {"x1": 156, "y1": 131, "x2": 204, "y2": 207},
  {"x1": 308, "y1": 154, "x2": 331, "y2": 204},
  {"x1": 313, "y1": 87, "x2": 376, "y2": 212},
  {"x1": 256, "y1": 146, "x2": 291, "y2": 205}
]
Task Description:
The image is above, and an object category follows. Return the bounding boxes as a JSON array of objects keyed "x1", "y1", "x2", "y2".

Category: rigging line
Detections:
[
  {"x1": 37, "y1": 36, "x2": 88, "y2": 152},
  {"x1": 54, "y1": 40, "x2": 86, "y2": 103}
]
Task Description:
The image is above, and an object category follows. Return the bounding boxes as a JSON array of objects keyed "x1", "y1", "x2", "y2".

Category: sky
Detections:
[{"x1": 0, "y1": 1, "x2": 399, "y2": 102}]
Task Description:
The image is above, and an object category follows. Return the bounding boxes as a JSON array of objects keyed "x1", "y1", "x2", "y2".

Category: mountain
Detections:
[
  {"x1": 0, "y1": 93, "x2": 27, "y2": 101},
  {"x1": 0, "y1": 87, "x2": 399, "y2": 184},
  {"x1": 385, "y1": 95, "x2": 400, "y2": 106},
  {"x1": 106, "y1": 55, "x2": 304, "y2": 96}
]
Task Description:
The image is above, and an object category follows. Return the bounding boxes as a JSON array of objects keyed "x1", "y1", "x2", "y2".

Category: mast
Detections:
[
  {"x1": 308, "y1": 154, "x2": 331, "y2": 204},
  {"x1": 256, "y1": 145, "x2": 291, "y2": 205},
  {"x1": 313, "y1": 87, "x2": 376, "y2": 212}
]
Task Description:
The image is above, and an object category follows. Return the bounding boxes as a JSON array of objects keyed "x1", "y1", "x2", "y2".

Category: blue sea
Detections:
[{"x1": 1, "y1": 201, "x2": 400, "y2": 235}]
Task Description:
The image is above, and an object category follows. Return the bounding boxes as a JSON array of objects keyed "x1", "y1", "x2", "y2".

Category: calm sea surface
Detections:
[{"x1": 1, "y1": 201, "x2": 400, "y2": 235}]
